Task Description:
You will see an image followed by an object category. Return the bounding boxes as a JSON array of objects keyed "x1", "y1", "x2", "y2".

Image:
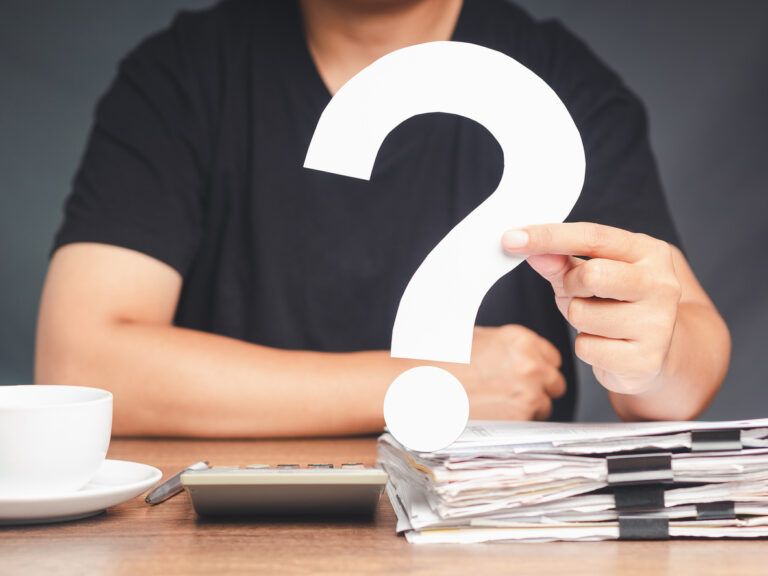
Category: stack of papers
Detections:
[{"x1": 378, "y1": 418, "x2": 768, "y2": 543}]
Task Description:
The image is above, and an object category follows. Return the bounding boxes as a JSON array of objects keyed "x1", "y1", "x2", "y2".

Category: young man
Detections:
[{"x1": 36, "y1": 0, "x2": 729, "y2": 437}]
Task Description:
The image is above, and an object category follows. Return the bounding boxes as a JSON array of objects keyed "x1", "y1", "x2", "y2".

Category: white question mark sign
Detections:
[{"x1": 305, "y1": 41, "x2": 585, "y2": 452}]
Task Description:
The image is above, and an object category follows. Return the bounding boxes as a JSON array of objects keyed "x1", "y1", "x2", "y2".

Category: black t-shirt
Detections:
[{"x1": 54, "y1": 0, "x2": 680, "y2": 421}]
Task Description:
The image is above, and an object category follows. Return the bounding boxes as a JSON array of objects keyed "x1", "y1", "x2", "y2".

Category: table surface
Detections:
[{"x1": 2, "y1": 437, "x2": 766, "y2": 576}]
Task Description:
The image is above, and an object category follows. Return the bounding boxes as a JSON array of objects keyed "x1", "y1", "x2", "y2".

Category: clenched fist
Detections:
[{"x1": 458, "y1": 324, "x2": 566, "y2": 421}]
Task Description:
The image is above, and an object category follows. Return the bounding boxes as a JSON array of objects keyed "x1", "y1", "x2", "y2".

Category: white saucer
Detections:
[{"x1": 0, "y1": 459, "x2": 162, "y2": 525}]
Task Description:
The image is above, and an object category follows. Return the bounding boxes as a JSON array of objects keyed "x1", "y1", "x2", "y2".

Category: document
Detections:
[
  {"x1": 435, "y1": 419, "x2": 768, "y2": 455},
  {"x1": 379, "y1": 418, "x2": 768, "y2": 543}
]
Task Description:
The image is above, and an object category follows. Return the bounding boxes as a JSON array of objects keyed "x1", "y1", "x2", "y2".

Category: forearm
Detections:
[
  {"x1": 38, "y1": 321, "x2": 413, "y2": 438},
  {"x1": 609, "y1": 301, "x2": 730, "y2": 421}
]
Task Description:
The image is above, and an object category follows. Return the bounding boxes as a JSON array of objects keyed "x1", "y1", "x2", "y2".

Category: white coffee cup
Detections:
[{"x1": 0, "y1": 385, "x2": 112, "y2": 497}]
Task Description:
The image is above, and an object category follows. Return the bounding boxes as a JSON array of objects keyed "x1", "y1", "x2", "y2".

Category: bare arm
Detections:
[
  {"x1": 36, "y1": 243, "x2": 404, "y2": 437},
  {"x1": 36, "y1": 243, "x2": 569, "y2": 437}
]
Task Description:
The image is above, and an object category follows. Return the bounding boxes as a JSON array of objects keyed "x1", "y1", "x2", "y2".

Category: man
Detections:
[{"x1": 35, "y1": 0, "x2": 729, "y2": 437}]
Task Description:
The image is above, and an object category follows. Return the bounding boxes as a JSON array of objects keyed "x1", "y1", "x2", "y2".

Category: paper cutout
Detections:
[{"x1": 305, "y1": 41, "x2": 585, "y2": 451}]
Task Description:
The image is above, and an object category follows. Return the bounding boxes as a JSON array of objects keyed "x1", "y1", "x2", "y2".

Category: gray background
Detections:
[{"x1": 1, "y1": 1, "x2": 766, "y2": 420}]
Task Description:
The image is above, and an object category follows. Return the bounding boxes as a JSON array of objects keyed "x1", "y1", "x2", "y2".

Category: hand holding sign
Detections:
[
  {"x1": 502, "y1": 222, "x2": 684, "y2": 396},
  {"x1": 305, "y1": 41, "x2": 585, "y2": 451}
]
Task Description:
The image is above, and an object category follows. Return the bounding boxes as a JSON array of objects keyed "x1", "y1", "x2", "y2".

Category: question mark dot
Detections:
[{"x1": 383, "y1": 366, "x2": 469, "y2": 452}]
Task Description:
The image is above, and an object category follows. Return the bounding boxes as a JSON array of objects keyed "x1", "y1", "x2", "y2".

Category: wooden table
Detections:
[{"x1": 2, "y1": 437, "x2": 765, "y2": 575}]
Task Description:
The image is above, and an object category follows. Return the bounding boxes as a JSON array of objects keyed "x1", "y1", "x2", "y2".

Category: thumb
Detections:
[
  {"x1": 526, "y1": 254, "x2": 583, "y2": 290},
  {"x1": 526, "y1": 254, "x2": 583, "y2": 319}
]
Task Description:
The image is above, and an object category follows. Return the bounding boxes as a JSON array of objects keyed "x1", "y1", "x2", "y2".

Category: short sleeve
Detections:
[
  {"x1": 53, "y1": 11, "x2": 217, "y2": 275},
  {"x1": 534, "y1": 21, "x2": 682, "y2": 249}
]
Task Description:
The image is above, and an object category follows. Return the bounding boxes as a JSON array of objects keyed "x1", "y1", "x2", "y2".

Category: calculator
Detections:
[{"x1": 181, "y1": 463, "x2": 388, "y2": 518}]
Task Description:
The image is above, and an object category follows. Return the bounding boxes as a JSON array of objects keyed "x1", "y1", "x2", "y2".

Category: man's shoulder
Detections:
[
  {"x1": 110, "y1": 0, "x2": 288, "y2": 114},
  {"x1": 467, "y1": 0, "x2": 631, "y2": 115},
  {"x1": 122, "y1": 0, "x2": 281, "y2": 67}
]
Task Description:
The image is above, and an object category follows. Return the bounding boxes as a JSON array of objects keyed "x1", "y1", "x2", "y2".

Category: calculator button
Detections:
[
  {"x1": 341, "y1": 463, "x2": 364, "y2": 469},
  {"x1": 277, "y1": 464, "x2": 300, "y2": 469},
  {"x1": 245, "y1": 464, "x2": 270, "y2": 469},
  {"x1": 308, "y1": 464, "x2": 334, "y2": 468}
]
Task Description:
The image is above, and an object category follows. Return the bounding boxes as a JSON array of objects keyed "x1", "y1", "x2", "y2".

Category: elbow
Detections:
[
  {"x1": 35, "y1": 328, "x2": 100, "y2": 390},
  {"x1": 36, "y1": 324, "x2": 137, "y2": 436},
  {"x1": 35, "y1": 299, "x2": 115, "y2": 393}
]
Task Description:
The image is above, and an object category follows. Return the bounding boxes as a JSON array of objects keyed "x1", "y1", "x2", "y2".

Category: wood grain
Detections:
[{"x1": 1, "y1": 437, "x2": 765, "y2": 575}]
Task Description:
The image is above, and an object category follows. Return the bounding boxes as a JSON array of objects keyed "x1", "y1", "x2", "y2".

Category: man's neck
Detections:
[{"x1": 300, "y1": 0, "x2": 464, "y2": 94}]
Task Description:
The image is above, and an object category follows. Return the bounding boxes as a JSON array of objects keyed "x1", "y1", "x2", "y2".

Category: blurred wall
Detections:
[{"x1": 1, "y1": 1, "x2": 766, "y2": 421}]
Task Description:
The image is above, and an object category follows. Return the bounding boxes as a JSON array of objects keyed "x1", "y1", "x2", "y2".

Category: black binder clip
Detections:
[
  {"x1": 607, "y1": 453, "x2": 674, "y2": 485},
  {"x1": 696, "y1": 501, "x2": 736, "y2": 521},
  {"x1": 691, "y1": 429, "x2": 742, "y2": 452},
  {"x1": 613, "y1": 484, "x2": 666, "y2": 512},
  {"x1": 618, "y1": 516, "x2": 670, "y2": 540}
]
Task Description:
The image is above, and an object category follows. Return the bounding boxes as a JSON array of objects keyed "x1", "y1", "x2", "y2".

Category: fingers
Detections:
[
  {"x1": 566, "y1": 298, "x2": 643, "y2": 341},
  {"x1": 526, "y1": 254, "x2": 585, "y2": 296},
  {"x1": 573, "y1": 333, "x2": 635, "y2": 375},
  {"x1": 525, "y1": 254, "x2": 579, "y2": 291},
  {"x1": 542, "y1": 366, "x2": 566, "y2": 399},
  {"x1": 533, "y1": 395, "x2": 552, "y2": 421},
  {"x1": 474, "y1": 324, "x2": 566, "y2": 420},
  {"x1": 562, "y1": 258, "x2": 648, "y2": 302},
  {"x1": 534, "y1": 333, "x2": 562, "y2": 368},
  {"x1": 499, "y1": 324, "x2": 562, "y2": 367},
  {"x1": 469, "y1": 395, "x2": 552, "y2": 421},
  {"x1": 574, "y1": 333, "x2": 664, "y2": 384},
  {"x1": 516, "y1": 348, "x2": 565, "y2": 401},
  {"x1": 498, "y1": 324, "x2": 565, "y2": 399},
  {"x1": 528, "y1": 257, "x2": 649, "y2": 327},
  {"x1": 525, "y1": 254, "x2": 581, "y2": 318},
  {"x1": 503, "y1": 222, "x2": 655, "y2": 263}
]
